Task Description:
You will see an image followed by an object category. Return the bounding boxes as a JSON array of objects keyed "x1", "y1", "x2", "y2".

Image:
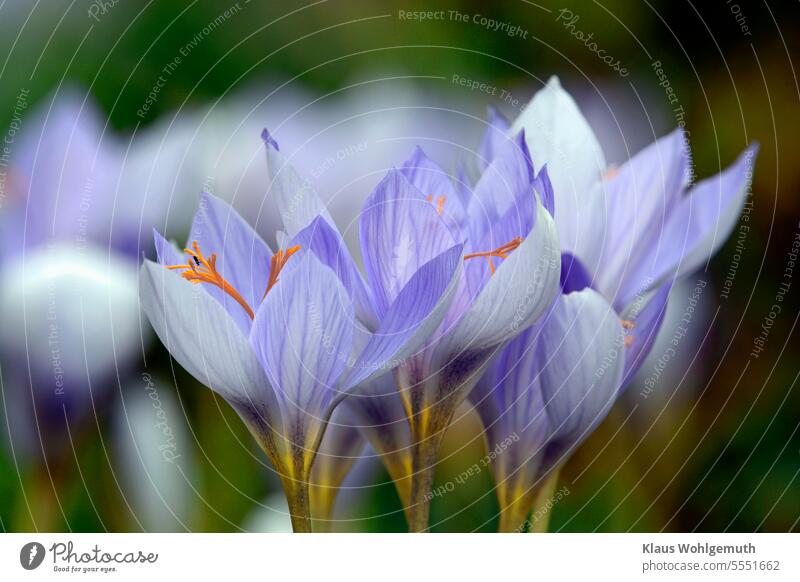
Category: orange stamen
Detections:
[
  {"x1": 463, "y1": 236, "x2": 523, "y2": 275},
  {"x1": 435, "y1": 195, "x2": 446, "y2": 215},
  {"x1": 425, "y1": 194, "x2": 446, "y2": 215},
  {"x1": 621, "y1": 319, "x2": 635, "y2": 347},
  {"x1": 264, "y1": 245, "x2": 301, "y2": 298},
  {"x1": 167, "y1": 241, "x2": 255, "y2": 320}
]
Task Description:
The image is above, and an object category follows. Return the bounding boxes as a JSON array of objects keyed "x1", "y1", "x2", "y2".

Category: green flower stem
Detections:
[{"x1": 528, "y1": 469, "x2": 561, "y2": 533}]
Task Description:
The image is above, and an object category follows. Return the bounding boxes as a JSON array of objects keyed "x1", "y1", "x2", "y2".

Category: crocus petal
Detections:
[
  {"x1": 187, "y1": 192, "x2": 273, "y2": 332},
  {"x1": 359, "y1": 169, "x2": 459, "y2": 317},
  {"x1": 477, "y1": 106, "x2": 511, "y2": 173},
  {"x1": 466, "y1": 131, "x2": 534, "y2": 244},
  {"x1": 633, "y1": 144, "x2": 758, "y2": 292},
  {"x1": 139, "y1": 260, "x2": 282, "y2": 431},
  {"x1": 153, "y1": 227, "x2": 184, "y2": 266},
  {"x1": 597, "y1": 129, "x2": 688, "y2": 309},
  {"x1": 621, "y1": 282, "x2": 672, "y2": 389},
  {"x1": 560, "y1": 252, "x2": 594, "y2": 294},
  {"x1": 291, "y1": 216, "x2": 379, "y2": 330},
  {"x1": 536, "y1": 290, "x2": 626, "y2": 476},
  {"x1": 399, "y1": 146, "x2": 465, "y2": 232},
  {"x1": 343, "y1": 244, "x2": 463, "y2": 390},
  {"x1": 262, "y1": 129, "x2": 334, "y2": 237},
  {"x1": 442, "y1": 198, "x2": 560, "y2": 357},
  {"x1": 473, "y1": 289, "x2": 625, "y2": 492},
  {"x1": 510, "y1": 76, "x2": 606, "y2": 266},
  {"x1": 533, "y1": 165, "x2": 555, "y2": 217},
  {"x1": 249, "y1": 254, "x2": 354, "y2": 446}
]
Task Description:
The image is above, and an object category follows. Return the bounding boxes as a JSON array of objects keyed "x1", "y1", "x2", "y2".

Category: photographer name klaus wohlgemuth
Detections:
[
  {"x1": 49, "y1": 542, "x2": 158, "y2": 565},
  {"x1": 643, "y1": 542, "x2": 756, "y2": 557}
]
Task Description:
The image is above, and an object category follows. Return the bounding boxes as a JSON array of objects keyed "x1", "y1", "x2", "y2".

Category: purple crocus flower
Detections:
[
  {"x1": 468, "y1": 77, "x2": 757, "y2": 531},
  {"x1": 139, "y1": 187, "x2": 461, "y2": 531},
  {"x1": 262, "y1": 126, "x2": 562, "y2": 530}
]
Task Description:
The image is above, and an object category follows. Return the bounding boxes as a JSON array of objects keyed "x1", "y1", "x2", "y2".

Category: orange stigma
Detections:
[
  {"x1": 463, "y1": 236, "x2": 523, "y2": 274},
  {"x1": 263, "y1": 245, "x2": 301, "y2": 298},
  {"x1": 168, "y1": 241, "x2": 255, "y2": 320},
  {"x1": 426, "y1": 194, "x2": 446, "y2": 215}
]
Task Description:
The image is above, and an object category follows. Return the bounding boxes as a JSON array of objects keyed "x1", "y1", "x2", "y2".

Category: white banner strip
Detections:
[{"x1": 1, "y1": 533, "x2": 797, "y2": 581}]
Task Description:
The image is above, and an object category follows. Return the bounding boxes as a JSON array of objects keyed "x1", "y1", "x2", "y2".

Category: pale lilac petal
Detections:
[
  {"x1": 399, "y1": 146, "x2": 465, "y2": 232},
  {"x1": 630, "y1": 144, "x2": 758, "y2": 294},
  {"x1": 597, "y1": 129, "x2": 688, "y2": 308},
  {"x1": 263, "y1": 129, "x2": 334, "y2": 237},
  {"x1": 466, "y1": 131, "x2": 534, "y2": 243},
  {"x1": 152, "y1": 227, "x2": 184, "y2": 267},
  {"x1": 139, "y1": 260, "x2": 282, "y2": 433},
  {"x1": 511, "y1": 76, "x2": 607, "y2": 267},
  {"x1": 621, "y1": 282, "x2": 672, "y2": 389},
  {"x1": 359, "y1": 169, "x2": 459, "y2": 317},
  {"x1": 442, "y1": 198, "x2": 560, "y2": 357},
  {"x1": 249, "y1": 254, "x2": 354, "y2": 445},
  {"x1": 344, "y1": 244, "x2": 463, "y2": 390},
  {"x1": 291, "y1": 216, "x2": 379, "y2": 330},
  {"x1": 188, "y1": 192, "x2": 272, "y2": 331}
]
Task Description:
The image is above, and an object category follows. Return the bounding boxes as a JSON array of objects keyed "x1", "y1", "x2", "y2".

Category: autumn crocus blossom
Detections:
[
  {"x1": 140, "y1": 189, "x2": 461, "y2": 531},
  {"x1": 469, "y1": 77, "x2": 757, "y2": 531}
]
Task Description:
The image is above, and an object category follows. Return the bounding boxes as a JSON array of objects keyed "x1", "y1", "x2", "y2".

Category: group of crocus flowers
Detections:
[{"x1": 140, "y1": 77, "x2": 756, "y2": 532}]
